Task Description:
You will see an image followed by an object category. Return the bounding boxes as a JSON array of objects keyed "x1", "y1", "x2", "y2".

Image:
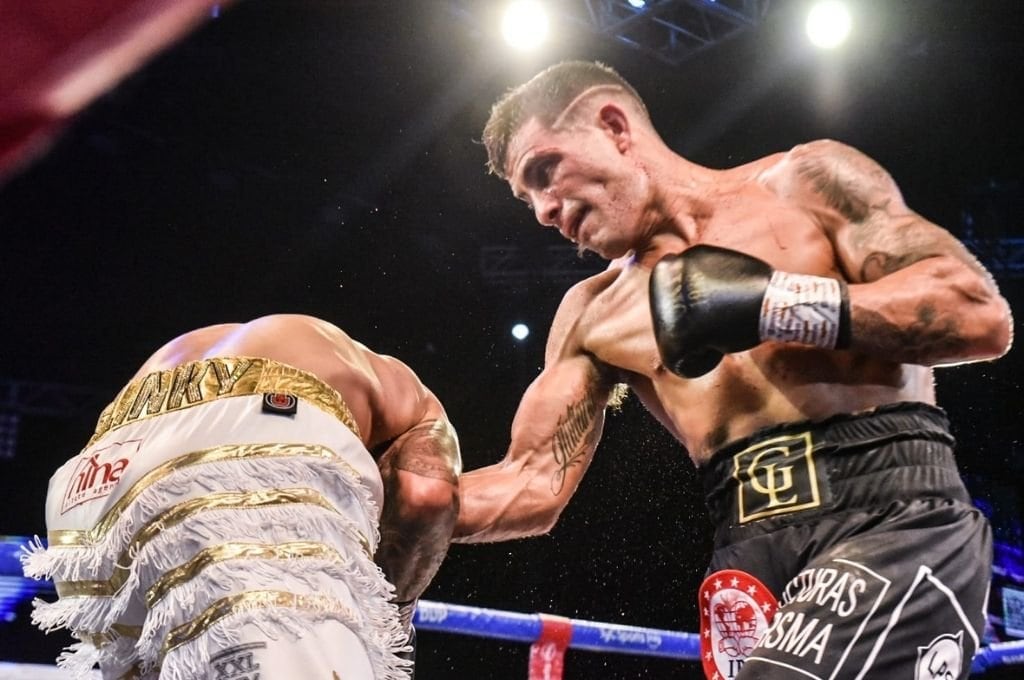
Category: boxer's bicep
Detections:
[
  {"x1": 793, "y1": 140, "x2": 978, "y2": 283},
  {"x1": 791, "y1": 141, "x2": 1011, "y2": 363},
  {"x1": 509, "y1": 356, "x2": 609, "y2": 498}
]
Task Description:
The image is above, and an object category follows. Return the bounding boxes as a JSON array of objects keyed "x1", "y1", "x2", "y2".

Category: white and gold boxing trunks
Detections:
[{"x1": 21, "y1": 357, "x2": 411, "y2": 680}]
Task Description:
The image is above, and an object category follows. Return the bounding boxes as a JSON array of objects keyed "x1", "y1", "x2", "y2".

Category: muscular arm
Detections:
[
  {"x1": 796, "y1": 140, "x2": 1013, "y2": 365},
  {"x1": 375, "y1": 416, "x2": 460, "y2": 615},
  {"x1": 454, "y1": 284, "x2": 616, "y2": 543},
  {"x1": 453, "y1": 357, "x2": 611, "y2": 543},
  {"x1": 366, "y1": 355, "x2": 461, "y2": 622}
]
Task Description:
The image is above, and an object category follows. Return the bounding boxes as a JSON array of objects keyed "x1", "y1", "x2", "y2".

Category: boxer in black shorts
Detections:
[
  {"x1": 448, "y1": 61, "x2": 1011, "y2": 678},
  {"x1": 700, "y1": 402, "x2": 989, "y2": 680}
]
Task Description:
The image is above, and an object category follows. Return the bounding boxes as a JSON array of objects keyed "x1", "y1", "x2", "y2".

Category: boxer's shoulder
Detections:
[{"x1": 545, "y1": 265, "x2": 653, "y2": 377}]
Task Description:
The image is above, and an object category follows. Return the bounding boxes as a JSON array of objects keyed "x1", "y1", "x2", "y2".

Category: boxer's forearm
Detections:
[
  {"x1": 452, "y1": 461, "x2": 572, "y2": 543},
  {"x1": 847, "y1": 255, "x2": 1011, "y2": 366}
]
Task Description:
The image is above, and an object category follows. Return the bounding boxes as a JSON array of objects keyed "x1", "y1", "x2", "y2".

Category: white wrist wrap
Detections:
[{"x1": 758, "y1": 271, "x2": 843, "y2": 348}]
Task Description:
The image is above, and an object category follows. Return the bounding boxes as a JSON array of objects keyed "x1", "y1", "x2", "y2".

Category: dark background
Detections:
[{"x1": 1, "y1": 1, "x2": 1022, "y2": 677}]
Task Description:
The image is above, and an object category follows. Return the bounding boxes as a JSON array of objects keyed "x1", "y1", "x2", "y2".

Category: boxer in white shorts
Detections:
[{"x1": 23, "y1": 314, "x2": 461, "y2": 679}]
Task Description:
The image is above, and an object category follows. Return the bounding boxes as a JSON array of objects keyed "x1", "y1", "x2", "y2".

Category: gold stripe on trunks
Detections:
[
  {"x1": 80, "y1": 623, "x2": 143, "y2": 649},
  {"x1": 56, "y1": 579, "x2": 114, "y2": 598},
  {"x1": 161, "y1": 590, "x2": 347, "y2": 660},
  {"x1": 87, "y1": 357, "x2": 361, "y2": 448},
  {"x1": 48, "y1": 442, "x2": 362, "y2": 547},
  {"x1": 53, "y1": 488, "x2": 370, "y2": 600},
  {"x1": 146, "y1": 541, "x2": 346, "y2": 609}
]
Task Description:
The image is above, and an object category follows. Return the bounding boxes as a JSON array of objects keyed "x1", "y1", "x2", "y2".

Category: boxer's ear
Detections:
[{"x1": 597, "y1": 103, "x2": 631, "y2": 153}]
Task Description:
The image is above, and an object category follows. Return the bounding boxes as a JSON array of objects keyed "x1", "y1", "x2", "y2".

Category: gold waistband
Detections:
[{"x1": 87, "y1": 357, "x2": 361, "y2": 447}]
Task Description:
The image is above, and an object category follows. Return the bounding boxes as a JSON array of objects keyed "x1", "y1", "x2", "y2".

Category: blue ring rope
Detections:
[
  {"x1": 1, "y1": 537, "x2": 1021, "y2": 673},
  {"x1": 411, "y1": 599, "x2": 1024, "y2": 674}
]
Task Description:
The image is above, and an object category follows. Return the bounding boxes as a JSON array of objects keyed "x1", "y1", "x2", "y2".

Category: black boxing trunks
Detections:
[{"x1": 697, "y1": 402, "x2": 991, "y2": 680}]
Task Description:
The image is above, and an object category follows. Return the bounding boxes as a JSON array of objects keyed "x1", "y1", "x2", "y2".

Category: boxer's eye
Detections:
[{"x1": 529, "y1": 156, "x2": 558, "y2": 189}]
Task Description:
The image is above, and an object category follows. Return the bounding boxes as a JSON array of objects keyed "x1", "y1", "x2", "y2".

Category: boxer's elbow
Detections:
[
  {"x1": 974, "y1": 298, "x2": 1013, "y2": 360},
  {"x1": 979, "y1": 292, "x2": 1013, "y2": 358},
  {"x1": 526, "y1": 498, "x2": 564, "y2": 537},
  {"x1": 485, "y1": 498, "x2": 562, "y2": 541},
  {"x1": 453, "y1": 473, "x2": 565, "y2": 543},
  {"x1": 951, "y1": 264, "x2": 1014, "y2": 360},
  {"x1": 899, "y1": 257, "x2": 1014, "y2": 364}
]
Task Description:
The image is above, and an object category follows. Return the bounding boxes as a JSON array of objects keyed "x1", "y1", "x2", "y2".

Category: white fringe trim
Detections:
[
  {"x1": 21, "y1": 451, "x2": 392, "y2": 676},
  {"x1": 52, "y1": 628, "x2": 139, "y2": 680},
  {"x1": 158, "y1": 598, "x2": 412, "y2": 680},
  {"x1": 25, "y1": 452, "x2": 379, "y2": 584},
  {"x1": 28, "y1": 502, "x2": 379, "y2": 634},
  {"x1": 138, "y1": 542, "x2": 398, "y2": 660}
]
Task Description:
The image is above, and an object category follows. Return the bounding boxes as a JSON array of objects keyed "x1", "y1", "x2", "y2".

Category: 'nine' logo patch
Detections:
[
  {"x1": 699, "y1": 569, "x2": 778, "y2": 680},
  {"x1": 60, "y1": 439, "x2": 141, "y2": 514},
  {"x1": 262, "y1": 392, "x2": 298, "y2": 415}
]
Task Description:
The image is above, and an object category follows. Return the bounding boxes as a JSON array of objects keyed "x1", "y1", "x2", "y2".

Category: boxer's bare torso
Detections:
[
  {"x1": 454, "y1": 135, "x2": 1007, "y2": 541},
  {"x1": 555, "y1": 148, "x2": 933, "y2": 464}
]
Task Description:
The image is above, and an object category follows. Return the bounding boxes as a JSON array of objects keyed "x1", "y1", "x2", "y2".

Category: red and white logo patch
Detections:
[
  {"x1": 60, "y1": 439, "x2": 140, "y2": 514},
  {"x1": 261, "y1": 392, "x2": 298, "y2": 415},
  {"x1": 699, "y1": 569, "x2": 778, "y2": 680}
]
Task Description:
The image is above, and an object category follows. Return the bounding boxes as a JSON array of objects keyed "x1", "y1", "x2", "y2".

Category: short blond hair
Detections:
[{"x1": 482, "y1": 61, "x2": 649, "y2": 179}]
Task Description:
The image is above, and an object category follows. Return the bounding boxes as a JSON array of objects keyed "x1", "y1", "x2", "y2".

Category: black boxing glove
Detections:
[{"x1": 649, "y1": 244, "x2": 851, "y2": 378}]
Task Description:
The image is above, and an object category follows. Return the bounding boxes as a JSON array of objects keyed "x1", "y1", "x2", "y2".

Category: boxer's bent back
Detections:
[{"x1": 23, "y1": 315, "x2": 459, "y2": 680}]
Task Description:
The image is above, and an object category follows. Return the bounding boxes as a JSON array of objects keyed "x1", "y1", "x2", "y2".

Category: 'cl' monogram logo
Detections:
[
  {"x1": 733, "y1": 432, "x2": 821, "y2": 524},
  {"x1": 747, "y1": 448, "x2": 799, "y2": 509}
]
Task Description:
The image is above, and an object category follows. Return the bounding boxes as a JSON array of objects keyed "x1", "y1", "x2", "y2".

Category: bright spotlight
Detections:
[
  {"x1": 627, "y1": 0, "x2": 647, "y2": 8},
  {"x1": 806, "y1": 1, "x2": 852, "y2": 49},
  {"x1": 511, "y1": 323, "x2": 530, "y2": 341},
  {"x1": 502, "y1": 1, "x2": 549, "y2": 51}
]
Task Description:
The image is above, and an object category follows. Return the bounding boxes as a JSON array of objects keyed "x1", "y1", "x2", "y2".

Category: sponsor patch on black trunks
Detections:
[
  {"x1": 750, "y1": 558, "x2": 891, "y2": 679},
  {"x1": 699, "y1": 569, "x2": 778, "y2": 679}
]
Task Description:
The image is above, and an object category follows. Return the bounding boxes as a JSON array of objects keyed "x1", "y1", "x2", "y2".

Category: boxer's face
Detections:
[{"x1": 505, "y1": 115, "x2": 651, "y2": 260}]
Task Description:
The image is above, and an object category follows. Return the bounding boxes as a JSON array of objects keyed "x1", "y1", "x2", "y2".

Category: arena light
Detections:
[
  {"x1": 805, "y1": 1, "x2": 852, "y2": 49},
  {"x1": 627, "y1": 0, "x2": 647, "y2": 8},
  {"x1": 511, "y1": 323, "x2": 530, "y2": 341},
  {"x1": 501, "y1": 1, "x2": 549, "y2": 51}
]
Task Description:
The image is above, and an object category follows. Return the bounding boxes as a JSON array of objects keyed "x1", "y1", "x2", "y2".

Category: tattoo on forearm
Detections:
[
  {"x1": 550, "y1": 388, "x2": 598, "y2": 495},
  {"x1": 856, "y1": 304, "x2": 969, "y2": 362},
  {"x1": 859, "y1": 250, "x2": 930, "y2": 280}
]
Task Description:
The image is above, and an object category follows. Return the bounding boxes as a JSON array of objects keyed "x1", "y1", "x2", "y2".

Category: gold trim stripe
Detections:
[
  {"x1": 53, "y1": 488, "x2": 370, "y2": 600},
  {"x1": 88, "y1": 357, "x2": 361, "y2": 448},
  {"x1": 49, "y1": 442, "x2": 362, "y2": 547},
  {"x1": 81, "y1": 623, "x2": 143, "y2": 649},
  {"x1": 146, "y1": 541, "x2": 346, "y2": 609},
  {"x1": 161, "y1": 590, "x2": 348, "y2": 660},
  {"x1": 56, "y1": 579, "x2": 114, "y2": 598}
]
